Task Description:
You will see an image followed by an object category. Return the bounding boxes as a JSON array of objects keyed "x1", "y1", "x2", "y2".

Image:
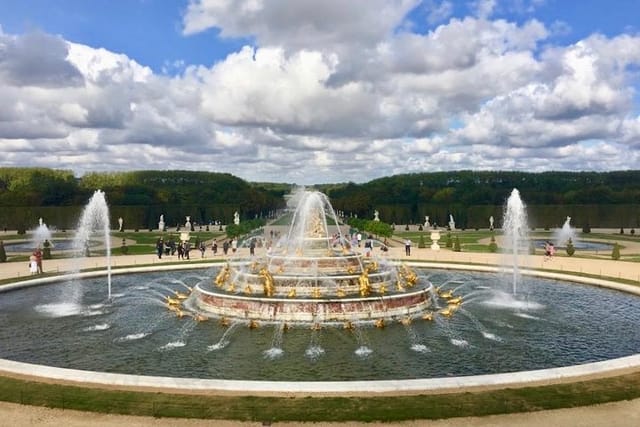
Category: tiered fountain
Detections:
[{"x1": 186, "y1": 190, "x2": 444, "y2": 326}]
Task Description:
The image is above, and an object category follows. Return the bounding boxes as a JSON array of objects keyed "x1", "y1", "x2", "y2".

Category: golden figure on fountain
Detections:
[
  {"x1": 358, "y1": 270, "x2": 371, "y2": 297},
  {"x1": 259, "y1": 268, "x2": 275, "y2": 297},
  {"x1": 215, "y1": 263, "x2": 231, "y2": 287}
]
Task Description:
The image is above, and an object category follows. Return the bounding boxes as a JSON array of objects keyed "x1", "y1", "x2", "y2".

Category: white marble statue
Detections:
[
  {"x1": 233, "y1": 211, "x2": 240, "y2": 225},
  {"x1": 373, "y1": 210, "x2": 380, "y2": 222},
  {"x1": 489, "y1": 215, "x2": 494, "y2": 230},
  {"x1": 424, "y1": 216, "x2": 430, "y2": 228}
]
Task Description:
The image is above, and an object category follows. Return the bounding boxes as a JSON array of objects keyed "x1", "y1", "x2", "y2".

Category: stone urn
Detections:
[{"x1": 430, "y1": 230, "x2": 441, "y2": 251}]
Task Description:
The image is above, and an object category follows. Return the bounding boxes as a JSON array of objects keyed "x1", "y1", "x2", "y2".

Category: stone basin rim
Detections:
[{"x1": 1, "y1": 260, "x2": 639, "y2": 395}]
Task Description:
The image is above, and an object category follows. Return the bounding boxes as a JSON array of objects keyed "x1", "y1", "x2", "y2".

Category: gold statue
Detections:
[
  {"x1": 312, "y1": 287, "x2": 322, "y2": 298},
  {"x1": 358, "y1": 270, "x2": 371, "y2": 297},
  {"x1": 375, "y1": 318, "x2": 385, "y2": 329},
  {"x1": 287, "y1": 288, "x2": 296, "y2": 298},
  {"x1": 259, "y1": 268, "x2": 275, "y2": 297},
  {"x1": 244, "y1": 285, "x2": 253, "y2": 295},
  {"x1": 336, "y1": 288, "x2": 346, "y2": 298},
  {"x1": 215, "y1": 264, "x2": 231, "y2": 287}
]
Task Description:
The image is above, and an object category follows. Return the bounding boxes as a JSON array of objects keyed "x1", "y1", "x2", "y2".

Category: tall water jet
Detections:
[
  {"x1": 73, "y1": 190, "x2": 112, "y2": 299},
  {"x1": 554, "y1": 216, "x2": 576, "y2": 247},
  {"x1": 502, "y1": 189, "x2": 529, "y2": 295},
  {"x1": 31, "y1": 218, "x2": 52, "y2": 249}
]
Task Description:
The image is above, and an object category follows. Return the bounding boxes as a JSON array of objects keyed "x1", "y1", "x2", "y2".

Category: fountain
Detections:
[
  {"x1": 187, "y1": 190, "x2": 441, "y2": 326},
  {"x1": 0, "y1": 188, "x2": 639, "y2": 393},
  {"x1": 502, "y1": 189, "x2": 529, "y2": 295},
  {"x1": 72, "y1": 190, "x2": 112, "y2": 299},
  {"x1": 554, "y1": 216, "x2": 577, "y2": 247},
  {"x1": 31, "y1": 218, "x2": 52, "y2": 249}
]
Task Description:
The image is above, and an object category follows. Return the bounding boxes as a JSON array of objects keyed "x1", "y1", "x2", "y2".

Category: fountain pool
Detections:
[{"x1": 1, "y1": 265, "x2": 639, "y2": 382}]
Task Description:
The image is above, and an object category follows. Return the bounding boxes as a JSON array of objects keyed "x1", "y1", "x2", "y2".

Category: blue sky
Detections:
[{"x1": 1, "y1": 0, "x2": 639, "y2": 183}]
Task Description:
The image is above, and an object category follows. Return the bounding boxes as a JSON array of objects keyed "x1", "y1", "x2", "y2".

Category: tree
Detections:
[
  {"x1": 566, "y1": 238, "x2": 575, "y2": 256},
  {"x1": 611, "y1": 242, "x2": 621, "y2": 260}
]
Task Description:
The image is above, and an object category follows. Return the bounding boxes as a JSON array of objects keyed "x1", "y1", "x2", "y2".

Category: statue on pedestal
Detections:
[{"x1": 234, "y1": 211, "x2": 240, "y2": 225}]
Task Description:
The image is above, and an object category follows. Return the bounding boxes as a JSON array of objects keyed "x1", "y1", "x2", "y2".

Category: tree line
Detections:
[{"x1": 0, "y1": 168, "x2": 638, "y2": 229}]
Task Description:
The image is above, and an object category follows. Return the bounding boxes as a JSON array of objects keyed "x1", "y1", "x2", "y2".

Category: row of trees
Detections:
[{"x1": 1, "y1": 168, "x2": 639, "y2": 229}]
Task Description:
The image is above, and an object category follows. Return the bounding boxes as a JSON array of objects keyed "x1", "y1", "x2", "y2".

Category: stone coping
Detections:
[{"x1": 0, "y1": 261, "x2": 639, "y2": 395}]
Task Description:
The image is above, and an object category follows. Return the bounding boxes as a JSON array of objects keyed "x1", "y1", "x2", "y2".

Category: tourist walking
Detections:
[
  {"x1": 212, "y1": 240, "x2": 218, "y2": 256},
  {"x1": 249, "y1": 239, "x2": 256, "y2": 256},
  {"x1": 177, "y1": 242, "x2": 184, "y2": 260},
  {"x1": 29, "y1": 254, "x2": 38, "y2": 275},
  {"x1": 231, "y1": 238, "x2": 238, "y2": 254},
  {"x1": 156, "y1": 238, "x2": 164, "y2": 259},
  {"x1": 405, "y1": 238, "x2": 411, "y2": 256},
  {"x1": 223, "y1": 240, "x2": 229, "y2": 255},
  {"x1": 199, "y1": 241, "x2": 206, "y2": 258}
]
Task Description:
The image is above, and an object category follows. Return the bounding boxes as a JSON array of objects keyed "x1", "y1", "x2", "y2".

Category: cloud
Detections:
[
  {"x1": 0, "y1": 31, "x2": 84, "y2": 87},
  {"x1": 2, "y1": 5, "x2": 640, "y2": 183}
]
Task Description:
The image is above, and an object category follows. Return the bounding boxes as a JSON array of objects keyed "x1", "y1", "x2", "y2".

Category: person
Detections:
[
  {"x1": 231, "y1": 238, "x2": 238, "y2": 254},
  {"x1": 381, "y1": 238, "x2": 389, "y2": 255},
  {"x1": 184, "y1": 241, "x2": 191, "y2": 260},
  {"x1": 223, "y1": 240, "x2": 229, "y2": 255},
  {"x1": 34, "y1": 248, "x2": 43, "y2": 273},
  {"x1": 156, "y1": 238, "x2": 164, "y2": 259},
  {"x1": 249, "y1": 239, "x2": 256, "y2": 256},
  {"x1": 544, "y1": 241, "x2": 553, "y2": 261},
  {"x1": 199, "y1": 241, "x2": 206, "y2": 258},
  {"x1": 177, "y1": 242, "x2": 184, "y2": 260},
  {"x1": 29, "y1": 254, "x2": 38, "y2": 275},
  {"x1": 356, "y1": 232, "x2": 362, "y2": 247},
  {"x1": 405, "y1": 238, "x2": 411, "y2": 256},
  {"x1": 212, "y1": 240, "x2": 218, "y2": 256}
]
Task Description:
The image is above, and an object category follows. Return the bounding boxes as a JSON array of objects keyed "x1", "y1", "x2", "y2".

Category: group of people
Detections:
[
  {"x1": 155, "y1": 237, "x2": 244, "y2": 260},
  {"x1": 29, "y1": 248, "x2": 43, "y2": 275}
]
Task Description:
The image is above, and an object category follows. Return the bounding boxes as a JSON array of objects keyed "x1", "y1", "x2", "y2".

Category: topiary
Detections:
[
  {"x1": 582, "y1": 223, "x2": 591, "y2": 233},
  {"x1": 566, "y1": 238, "x2": 575, "y2": 256},
  {"x1": 453, "y1": 236, "x2": 461, "y2": 252},
  {"x1": 488, "y1": 235, "x2": 498, "y2": 253},
  {"x1": 418, "y1": 234, "x2": 426, "y2": 248},
  {"x1": 611, "y1": 242, "x2": 621, "y2": 260},
  {"x1": 445, "y1": 233, "x2": 453, "y2": 248},
  {"x1": 620, "y1": 227, "x2": 625, "y2": 234},
  {"x1": 0, "y1": 241, "x2": 6, "y2": 262}
]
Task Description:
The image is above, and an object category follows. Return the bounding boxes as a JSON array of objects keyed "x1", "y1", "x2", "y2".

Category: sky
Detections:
[{"x1": 1, "y1": 0, "x2": 640, "y2": 184}]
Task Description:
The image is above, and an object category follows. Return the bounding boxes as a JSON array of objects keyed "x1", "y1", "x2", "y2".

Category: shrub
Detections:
[
  {"x1": 418, "y1": 234, "x2": 426, "y2": 248},
  {"x1": 445, "y1": 233, "x2": 453, "y2": 248},
  {"x1": 405, "y1": 224, "x2": 410, "y2": 231},
  {"x1": 620, "y1": 227, "x2": 625, "y2": 234},
  {"x1": 418, "y1": 224, "x2": 423, "y2": 231},
  {"x1": 42, "y1": 240, "x2": 52, "y2": 259},
  {"x1": 0, "y1": 241, "x2": 6, "y2": 262},
  {"x1": 582, "y1": 223, "x2": 591, "y2": 233},
  {"x1": 566, "y1": 238, "x2": 575, "y2": 256},
  {"x1": 488, "y1": 235, "x2": 498, "y2": 253},
  {"x1": 631, "y1": 228, "x2": 635, "y2": 235},
  {"x1": 453, "y1": 236, "x2": 461, "y2": 252},
  {"x1": 611, "y1": 242, "x2": 621, "y2": 260}
]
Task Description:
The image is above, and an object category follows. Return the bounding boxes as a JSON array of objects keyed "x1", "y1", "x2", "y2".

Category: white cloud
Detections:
[{"x1": 1, "y1": 6, "x2": 640, "y2": 183}]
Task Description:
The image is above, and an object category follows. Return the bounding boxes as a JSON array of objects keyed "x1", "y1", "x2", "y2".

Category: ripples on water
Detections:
[{"x1": 0, "y1": 269, "x2": 639, "y2": 381}]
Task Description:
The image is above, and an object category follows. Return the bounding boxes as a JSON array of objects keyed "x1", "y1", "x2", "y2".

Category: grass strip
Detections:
[{"x1": 0, "y1": 372, "x2": 639, "y2": 422}]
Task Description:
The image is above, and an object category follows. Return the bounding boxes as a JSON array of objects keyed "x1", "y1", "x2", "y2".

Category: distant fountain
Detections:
[
  {"x1": 32, "y1": 218, "x2": 52, "y2": 249},
  {"x1": 554, "y1": 216, "x2": 576, "y2": 247},
  {"x1": 73, "y1": 190, "x2": 112, "y2": 300},
  {"x1": 502, "y1": 189, "x2": 529, "y2": 295}
]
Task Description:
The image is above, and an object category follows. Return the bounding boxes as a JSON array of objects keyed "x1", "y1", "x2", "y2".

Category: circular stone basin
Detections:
[
  {"x1": 0, "y1": 267, "x2": 639, "y2": 382},
  {"x1": 4, "y1": 239, "x2": 83, "y2": 252},
  {"x1": 533, "y1": 239, "x2": 614, "y2": 251}
]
